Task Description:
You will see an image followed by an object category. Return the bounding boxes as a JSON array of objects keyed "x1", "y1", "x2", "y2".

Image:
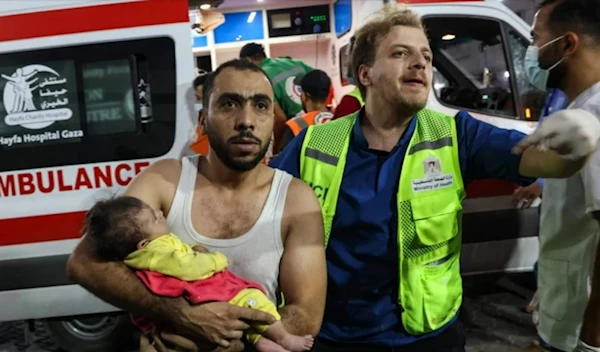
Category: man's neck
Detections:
[
  {"x1": 258, "y1": 57, "x2": 269, "y2": 66},
  {"x1": 305, "y1": 102, "x2": 328, "y2": 113},
  {"x1": 362, "y1": 95, "x2": 414, "y2": 152},
  {"x1": 201, "y1": 153, "x2": 259, "y2": 189},
  {"x1": 562, "y1": 52, "x2": 600, "y2": 102}
]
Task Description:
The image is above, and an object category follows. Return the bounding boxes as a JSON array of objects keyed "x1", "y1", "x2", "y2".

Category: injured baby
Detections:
[{"x1": 84, "y1": 196, "x2": 314, "y2": 352}]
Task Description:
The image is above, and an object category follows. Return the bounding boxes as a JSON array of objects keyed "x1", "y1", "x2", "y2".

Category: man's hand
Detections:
[
  {"x1": 513, "y1": 109, "x2": 600, "y2": 160},
  {"x1": 174, "y1": 301, "x2": 276, "y2": 348},
  {"x1": 140, "y1": 334, "x2": 158, "y2": 352},
  {"x1": 512, "y1": 181, "x2": 542, "y2": 209},
  {"x1": 192, "y1": 245, "x2": 209, "y2": 253}
]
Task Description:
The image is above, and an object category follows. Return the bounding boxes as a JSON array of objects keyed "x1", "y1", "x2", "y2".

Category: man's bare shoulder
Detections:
[
  {"x1": 285, "y1": 177, "x2": 318, "y2": 206},
  {"x1": 132, "y1": 158, "x2": 182, "y2": 186},
  {"x1": 124, "y1": 158, "x2": 185, "y2": 209},
  {"x1": 149, "y1": 158, "x2": 184, "y2": 178},
  {"x1": 281, "y1": 176, "x2": 324, "y2": 246},
  {"x1": 282, "y1": 177, "x2": 322, "y2": 223}
]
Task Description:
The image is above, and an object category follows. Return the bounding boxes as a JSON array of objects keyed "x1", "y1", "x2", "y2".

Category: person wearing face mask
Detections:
[
  {"x1": 523, "y1": 1, "x2": 600, "y2": 351},
  {"x1": 190, "y1": 71, "x2": 211, "y2": 155},
  {"x1": 332, "y1": 35, "x2": 364, "y2": 121}
]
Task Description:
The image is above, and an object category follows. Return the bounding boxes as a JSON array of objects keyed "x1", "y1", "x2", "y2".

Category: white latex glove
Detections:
[
  {"x1": 513, "y1": 108, "x2": 600, "y2": 160},
  {"x1": 573, "y1": 339, "x2": 600, "y2": 352}
]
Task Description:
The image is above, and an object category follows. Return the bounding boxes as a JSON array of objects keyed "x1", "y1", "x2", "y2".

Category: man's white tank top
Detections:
[{"x1": 166, "y1": 155, "x2": 291, "y2": 302}]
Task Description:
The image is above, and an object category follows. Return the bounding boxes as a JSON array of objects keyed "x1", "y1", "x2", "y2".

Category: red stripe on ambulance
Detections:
[
  {"x1": 0, "y1": 211, "x2": 86, "y2": 246},
  {"x1": 0, "y1": 161, "x2": 150, "y2": 245},
  {"x1": 465, "y1": 180, "x2": 518, "y2": 198},
  {"x1": 0, "y1": 0, "x2": 189, "y2": 43}
]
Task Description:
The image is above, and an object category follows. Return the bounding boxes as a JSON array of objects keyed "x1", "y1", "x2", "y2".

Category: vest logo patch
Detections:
[
  {"x1": 412, "y1": 155, "x2": 454, "y2": 193},
  {"x1": 313, "y1": 112, "x2": 333, "y2": 125},
  {"x1": 424, "y1": 155, "x2": 442, "y2": 177}
]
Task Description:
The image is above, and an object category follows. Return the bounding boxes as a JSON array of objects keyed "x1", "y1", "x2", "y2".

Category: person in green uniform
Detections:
[
  {"x1": 240, "y1": 43, "x2": 313, "y2": 153},
  {"x1": 240, "y1": 43, "x2": 313, "y2": 119}
]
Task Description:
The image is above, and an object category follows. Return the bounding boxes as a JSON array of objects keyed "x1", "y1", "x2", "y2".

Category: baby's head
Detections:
[{"x1": 84, "y1": 196, "x2": 170, "y2": 260}]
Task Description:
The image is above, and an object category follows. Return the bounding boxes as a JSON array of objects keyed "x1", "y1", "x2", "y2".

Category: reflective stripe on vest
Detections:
[
  {"x1": 287, "y1": 116, "x2": 311, "y2": 136},
  {"x1": 286, "y1": 111, "x2": 334, "y2": 136},
  {"x1": 299, "y1": 108, "x2": 465, "y2": 335},
  {"x1": 346, "y1": 87, "x2": 364, "y2": 106}
]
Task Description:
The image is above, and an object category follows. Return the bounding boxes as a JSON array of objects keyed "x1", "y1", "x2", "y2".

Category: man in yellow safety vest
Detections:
[{"x1": 270, "y1": 3, "x2": 600, "y2": 351}]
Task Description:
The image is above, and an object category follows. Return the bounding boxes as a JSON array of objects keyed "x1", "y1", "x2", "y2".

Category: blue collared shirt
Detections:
[
  {"x1": 270, "y1": 109, "x2": 534, "y2": 346},
  {"x1": 541, "y1": 89, "x2": 568, "y2": 118}
]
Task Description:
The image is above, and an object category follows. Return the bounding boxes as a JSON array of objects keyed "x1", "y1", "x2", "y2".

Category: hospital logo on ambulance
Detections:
[
  {"x1": 1, "y1": 64, "x2": 73, "y2": 130},
  {"x1": 285, "y1": 76, "x2": 303, "y2": 105}
]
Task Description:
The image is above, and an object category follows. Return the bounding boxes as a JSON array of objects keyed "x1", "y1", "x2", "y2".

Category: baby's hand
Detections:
[{"x1": 192, "y1": 245, "x2": 209, "y2": 253}]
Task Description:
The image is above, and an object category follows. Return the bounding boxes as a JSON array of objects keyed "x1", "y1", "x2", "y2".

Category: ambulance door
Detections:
[
  {"x1": 0, "y1": 0, "x2": 194, "y2": 348},
  {"x1": 418, "y1": 4, "x2": 546, "y2": 274}
]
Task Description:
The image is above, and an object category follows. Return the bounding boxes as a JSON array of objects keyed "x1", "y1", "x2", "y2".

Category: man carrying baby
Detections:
[
  {"x1": 84, "y1": 196, "x2": 313, "y2": 352},
  {"x1": 66, "y1": 59, "x2": 327, "y2": 352}
]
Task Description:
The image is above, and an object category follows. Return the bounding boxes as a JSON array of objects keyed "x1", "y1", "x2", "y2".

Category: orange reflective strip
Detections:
[{"x1": 286, "y1": 119, "x2": 304, "y2": 136}]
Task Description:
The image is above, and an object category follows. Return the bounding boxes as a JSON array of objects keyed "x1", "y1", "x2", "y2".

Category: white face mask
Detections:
[
  {"x1": 524, "y1": 35, "x2": 566, "y2": 91},
  {"x1": 194, "y1": 103, "x2": 203, "y2": 113}
]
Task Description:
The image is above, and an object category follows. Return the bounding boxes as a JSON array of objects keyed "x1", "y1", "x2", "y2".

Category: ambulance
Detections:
[{"x1": 0, "y1": 0, "x2": 543, "y2": 350}]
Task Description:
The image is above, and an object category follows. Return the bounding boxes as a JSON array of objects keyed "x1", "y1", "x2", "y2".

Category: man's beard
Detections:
[
  {"x1": 546, "y1": 62, "x2": 567, "y2": 89},
  {"x1": 378, "y1": 76, "x2": 428, "y2": 117},
  {"x1": 540, "y1": 47, "x2": 567, "y2": 90},
  {"x1": 206, "y1": 124, "x2": 269, "y2": 172},
  {"x1": 391, "y1": 93, "x2": 428, "y2": 118}
]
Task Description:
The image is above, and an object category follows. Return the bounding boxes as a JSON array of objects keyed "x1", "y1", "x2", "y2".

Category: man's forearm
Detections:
[
  {"x1": 279, "y1": 304, "x2": 320, "y2": 337},
  {"x1": 67, "y1": 240, "x2": 186, "y2": 324},
  {"x1": 519, "y1": 147, "x2": 588, "y2": 178}
]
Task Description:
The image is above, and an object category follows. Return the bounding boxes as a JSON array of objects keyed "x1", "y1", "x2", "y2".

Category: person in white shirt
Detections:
[{"x1": 526, "y1": 0, "x2": 600, "y2": 351}]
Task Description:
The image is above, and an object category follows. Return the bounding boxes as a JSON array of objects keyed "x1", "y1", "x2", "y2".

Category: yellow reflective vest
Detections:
[{"x1": 299, "y1": 108, "x2": 465, "y2": 335}]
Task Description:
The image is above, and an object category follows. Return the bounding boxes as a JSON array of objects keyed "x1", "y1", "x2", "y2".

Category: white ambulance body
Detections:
[
  {"x1": 0, "y1": 0, "x2": 197, "y2": 348},
  {"x1": 0, "y1": 0, "x2": 542, "y2": 349}
]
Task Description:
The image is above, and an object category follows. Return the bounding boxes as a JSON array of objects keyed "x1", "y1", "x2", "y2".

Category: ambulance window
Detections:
[
  {"x1": 424, "y1": 17, "x2": 517, "y2": 118},
  {"x1": 505, "y1": 29, "x2": 547, "y2": 121},
  {"x1": 0, "y1": 37, "x2": 176, "y2": 172},
  {"x1": 82, "y1": 59, "x2": 137, "y2": 135}
]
